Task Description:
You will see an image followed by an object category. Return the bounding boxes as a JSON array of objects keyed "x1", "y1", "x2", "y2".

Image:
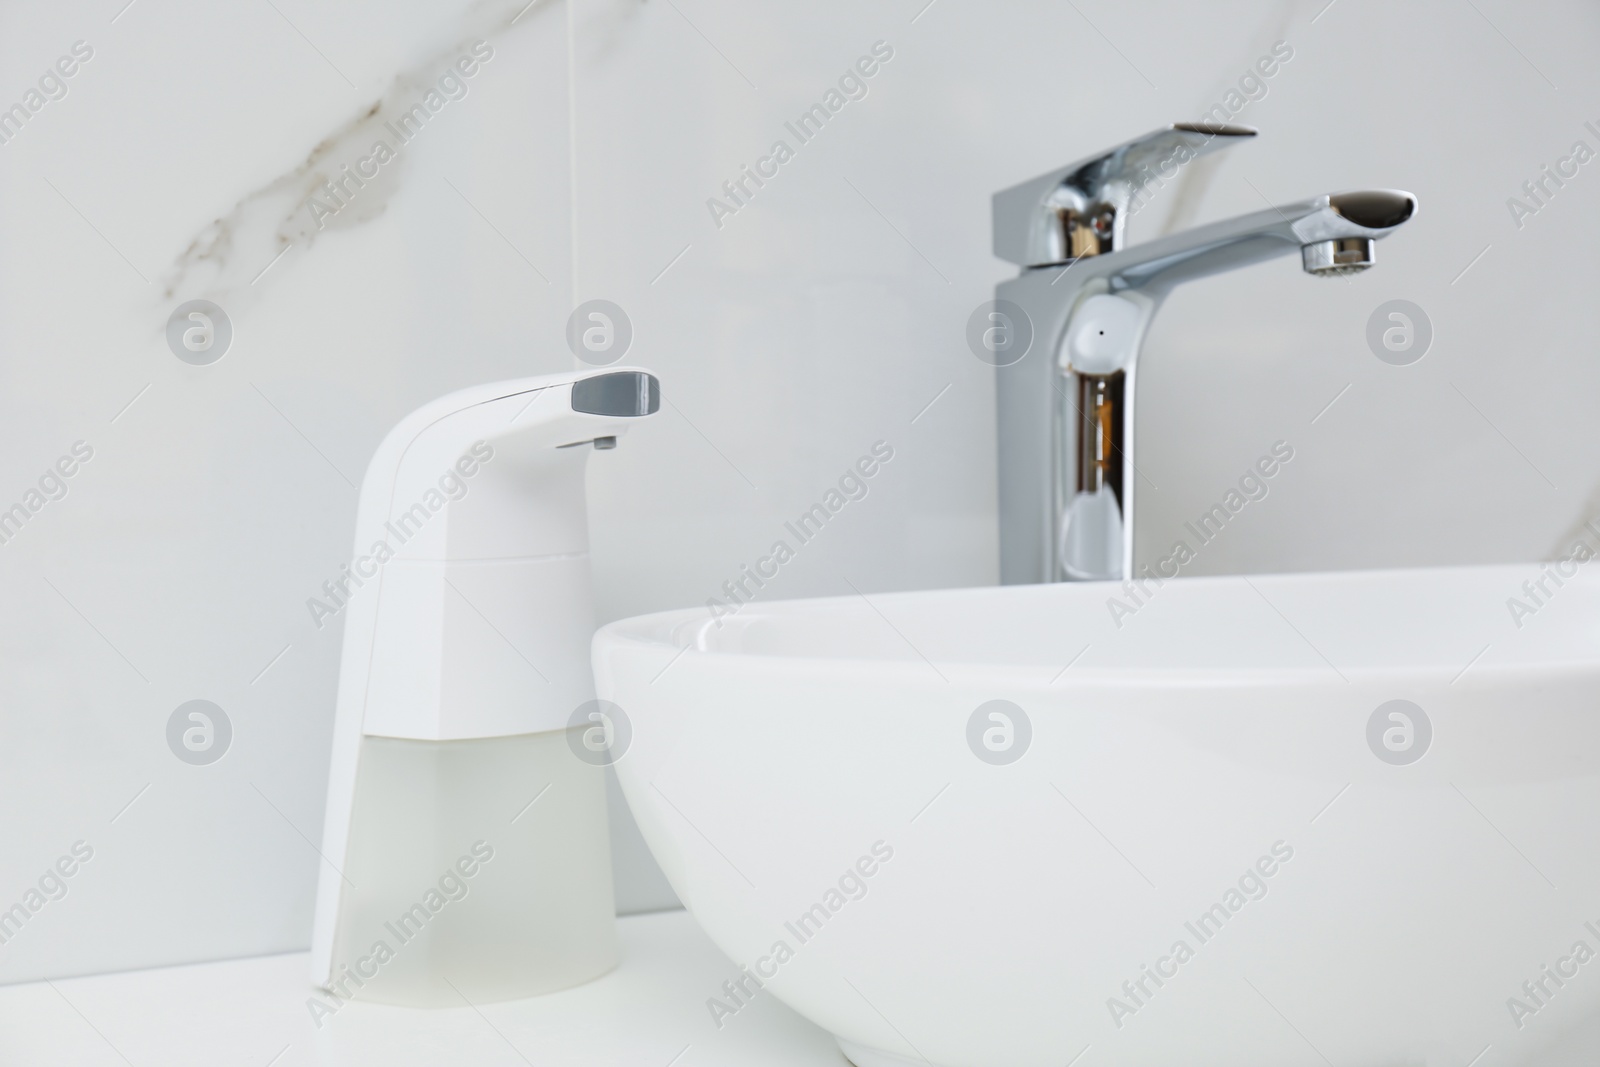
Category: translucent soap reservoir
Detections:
[{"x1": 328, "y1": 730, "x2": 617, "y2": 1006}]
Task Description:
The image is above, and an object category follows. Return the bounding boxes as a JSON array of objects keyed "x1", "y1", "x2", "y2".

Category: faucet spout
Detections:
[
  {"x1": 1091, "y1": 189, "x2": 1417, "y2": 296},
  {"x1": 991, "y1": 128, "x2": 1418, "y2": 586}
]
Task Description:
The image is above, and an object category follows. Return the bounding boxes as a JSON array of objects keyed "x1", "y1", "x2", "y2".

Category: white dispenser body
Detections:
[{"x1": 310, "y1": 369, "x2": 659, "y2": 1007}]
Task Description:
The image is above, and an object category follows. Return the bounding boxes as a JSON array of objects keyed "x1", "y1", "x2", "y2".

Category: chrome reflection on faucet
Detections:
[{"x1": 991, "y1": 124, "x2": 1417, "y2": 584}]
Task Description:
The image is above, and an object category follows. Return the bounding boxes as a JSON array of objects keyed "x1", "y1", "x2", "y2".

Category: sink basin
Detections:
[{"x1": 592, "y1": 565, "x2": 1600, "y2": 1067}]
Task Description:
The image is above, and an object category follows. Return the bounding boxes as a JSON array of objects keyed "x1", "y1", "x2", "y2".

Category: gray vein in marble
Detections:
[
  {"x1": 1548, "y1": 480, "x2": 1599, "y2": 558},
  {"x1": 576, "y1": 0, "x2": 649, "y2": 68},
  {"x1": 161, "y1": 0, "x2": 554, "y2": 303}
]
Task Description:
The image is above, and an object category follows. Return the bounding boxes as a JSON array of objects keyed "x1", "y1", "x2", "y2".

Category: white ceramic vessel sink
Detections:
[{"x1": 593, "y1": 565, "x2": 1600, "y2": 1067}]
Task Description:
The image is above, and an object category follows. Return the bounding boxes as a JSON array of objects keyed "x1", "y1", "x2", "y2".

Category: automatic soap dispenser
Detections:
[{"x1": 309, "y1": 368, "x2": 660, "y2": 1009}]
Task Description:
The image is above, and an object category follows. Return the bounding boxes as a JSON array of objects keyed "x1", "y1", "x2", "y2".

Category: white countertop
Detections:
[{"x1": 0, "y1": 910, "x2": 847, "y2": 1066}]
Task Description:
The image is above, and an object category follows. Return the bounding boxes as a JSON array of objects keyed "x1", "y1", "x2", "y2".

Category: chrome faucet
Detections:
[{"x1": 991, "y1": 123, "x2": 1416, "y2": 584}]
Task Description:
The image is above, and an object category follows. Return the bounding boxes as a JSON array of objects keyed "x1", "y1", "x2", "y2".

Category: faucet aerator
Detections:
[{"x1": 1301, "y1": 237, "x2": 1376, "y2": 277}]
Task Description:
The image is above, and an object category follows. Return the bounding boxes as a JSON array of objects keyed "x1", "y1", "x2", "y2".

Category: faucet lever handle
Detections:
[{"x1": 992, "y1": 123, "x2": 1256, "y2": 267}]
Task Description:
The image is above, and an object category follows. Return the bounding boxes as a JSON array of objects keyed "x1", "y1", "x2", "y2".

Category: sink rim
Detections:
[{"x1": 594, "y1": 562, "x2": 1595, "y2": 684}]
